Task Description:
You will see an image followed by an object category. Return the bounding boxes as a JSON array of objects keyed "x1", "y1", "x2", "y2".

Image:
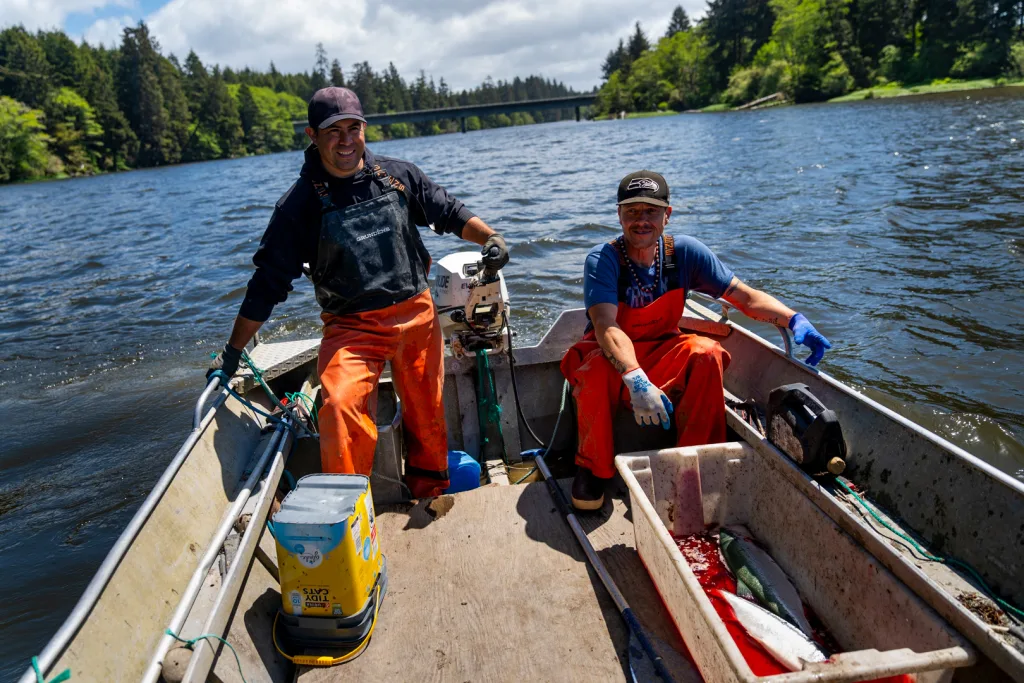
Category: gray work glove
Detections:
[
  {"x1": 207, "y1": 343, "x2": 242, "y2": 381},
  {"x1": 482, "y1": 233, "x2": 510, "y2": 271}
]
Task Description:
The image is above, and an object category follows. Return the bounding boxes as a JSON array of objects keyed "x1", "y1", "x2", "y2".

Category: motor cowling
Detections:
[{"x1": 432, "y1": 252, "x2": 510, "y2": 357}]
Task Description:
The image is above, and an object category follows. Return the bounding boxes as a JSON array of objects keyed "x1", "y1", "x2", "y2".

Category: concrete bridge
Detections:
[{"x1": 293, "y1": 94, "x2": 597, "y2": 133}]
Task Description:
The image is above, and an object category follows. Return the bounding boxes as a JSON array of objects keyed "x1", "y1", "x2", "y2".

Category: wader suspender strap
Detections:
[
  {"x1": 663, "y1": 235, "x2": 677, "y2": 278},
  {"x1": 310, "y1": 179, "x2": 333, "y2": 211},
  {"x1": 309, "y1": 166, "x2": 401, "y2": 211}
]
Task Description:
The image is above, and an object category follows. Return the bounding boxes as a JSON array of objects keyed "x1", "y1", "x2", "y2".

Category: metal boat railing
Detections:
[
  {"x1": 687, "y1": 291, "x2": 795, "y2": 359},
  {"x1": 141, "y1": 420, "x2": 292, "y2": 683},
  {"x1": 20, "y1": 378, "x2": 229, "y2": 683}
]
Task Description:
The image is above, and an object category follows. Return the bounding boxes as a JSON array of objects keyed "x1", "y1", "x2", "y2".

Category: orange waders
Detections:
[
  {"x1": 307, "y1": 168, "x2": 449, "y2": 499},
  {"x1": 560, "y1": 288, "x2": 730, "y2": 479},
  {"x1": 318, "y1": 288, "x2": 449, "y2": 498}
]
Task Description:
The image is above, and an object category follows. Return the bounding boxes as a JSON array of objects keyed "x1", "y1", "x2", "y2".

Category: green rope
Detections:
[
  {"x1": 240, "y1": 350, "x2": 279, "y2": 404},
  {"x1": 836, "y1": 478, "x2": 1024, "y2": 621},
  {"x1": 475, "y1": 352, "x2": 505, "y2": 462},
  {"x1": 165, "y1": 629, "x2": 247, "y2": 683},
  {"x1": 30, "y1": 657, "x2": 70, "y2": 683},
  {"x1": 285, "y1": 391, "x2": 318, "y2": 425}
]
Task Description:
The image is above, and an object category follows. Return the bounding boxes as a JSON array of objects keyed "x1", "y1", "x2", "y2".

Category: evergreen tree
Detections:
[
  {"x1": 704, "y1": 0, "x2": 775, "y2": 89},
  {"x1": 78, "y1": 45, "x2": 137, "y2": 169},
  {"x1": 0, "y1": 26, "x2": 51, "y2": 108},
  {"x1": 183, "y1": 50, "x2": 209, "y2": 120},
  {"x1": 602, "y1": 39, "x2": 630, "y2": 78},
  {"x1": 666, "y1": 6, "x2": 692, "y2": 36},
  {"x1": 117, "y1": 23, "x2": 170, "y2": 166},
  {"x1": 349, "y1": 61, "x2": 378, "y2": 113},
  {"x1": 37, "y1": 30, "x2": 82, "y2": 88},
  {"x1": 310, "y1": 43, "x2": 329, "y2": 93},
  {"x1": 237, "y1": 82, "x2": 264, "y2": 153},
  {"x1": 158, "y1": 55, "x2": 191, "y2": 162},
  {"x1": 207, "y1": 66, "x2": 244, "y2": 158},
  {"x1": 330, "y1": 58, "x2": 344, "y2": 87},
  {"x1": 627, "y1": 22, "x2": 652, "y2": 62}
]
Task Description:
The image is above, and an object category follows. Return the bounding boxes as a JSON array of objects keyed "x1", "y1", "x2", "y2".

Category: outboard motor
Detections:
[{"x1": 432, "y1": 252, "x2": 511, "y2": 358}]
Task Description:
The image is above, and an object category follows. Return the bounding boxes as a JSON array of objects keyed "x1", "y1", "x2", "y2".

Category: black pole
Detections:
[{"x1": 535, "y1": 455, "x2": 674, "y2": 682}]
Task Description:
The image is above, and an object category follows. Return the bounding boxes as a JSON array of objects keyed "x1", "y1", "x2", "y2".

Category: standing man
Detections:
[
  {"x1": 208, "y1": 87, "x2": 509, "y2": 499},
  {"x1": 561, "y1": 171, "x2": 830, "y2": 510}
]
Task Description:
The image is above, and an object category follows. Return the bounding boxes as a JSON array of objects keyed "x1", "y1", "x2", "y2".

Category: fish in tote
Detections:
[
  {"x1": 719, "y1": 526, "x2": 814, "y2": 637},
  {"x1": 714, "y1": 589, "x2": 828, "y2": 671}
]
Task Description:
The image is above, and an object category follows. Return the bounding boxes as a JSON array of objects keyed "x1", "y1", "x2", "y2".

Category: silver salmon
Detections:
[
  {"x1": 719, "y1": 526, "x2": 814, "y2": 637},
  {"x1": 715, "y1": 589, "x2": 828, "y2": 671}
]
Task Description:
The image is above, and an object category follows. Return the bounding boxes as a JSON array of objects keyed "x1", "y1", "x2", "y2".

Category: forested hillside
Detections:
[
  {"x1": 595, "y1": 1, "x2": 1024, "y2": 115},
  {"x1": 0, "y1": 24, "x2": 577, "y2": 183}
]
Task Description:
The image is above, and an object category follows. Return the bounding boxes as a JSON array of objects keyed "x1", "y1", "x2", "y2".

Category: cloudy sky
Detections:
[{"x1": 3, "y1": 0, "x2": 708, "y2": 91}]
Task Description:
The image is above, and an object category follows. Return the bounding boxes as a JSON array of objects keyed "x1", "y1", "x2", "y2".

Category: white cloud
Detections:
[
  {"x1": 82, "y1": 14, "x2": 135, "y2": 47},
  {"x1": 141, "y1": 0, "x2": 706, "y2": 91},
  {"x1": 3, "y1": 0, "x2": 133, "y2": 32}
]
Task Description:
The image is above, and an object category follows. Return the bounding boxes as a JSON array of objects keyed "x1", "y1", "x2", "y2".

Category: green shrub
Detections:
[
  {"x1": 951, "y1": 42, "x2": 1003, "y2": 80},
  {"x1": 820, "y1": 52, "x2": 855, "y2": 99},
  {"x1": 877, "y1": 45, "x2": 904, "y2": 83},
  {"x1": 724, "y1": 66, "x2": 763, "y2": 105},
  {"x1": 44, "y1": 87, "x2": 104, "y2": 175},
  {"x1": 1007, "y1": 42, "x2": 1024, "y2": 78},
  {"x1": 387, "y1": 122, "x2": 413, "y2": 139},
  {"x1": 0, "y1": 96, "x2": 53, "y2": 181},
  {"x1": 759, "y1": 60, "x2": 792, "y2": 98}
]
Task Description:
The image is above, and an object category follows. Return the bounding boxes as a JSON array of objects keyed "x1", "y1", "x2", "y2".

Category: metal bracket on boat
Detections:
[{"x1": 688, "y1": 293, "x2": 794, "y2": 359}]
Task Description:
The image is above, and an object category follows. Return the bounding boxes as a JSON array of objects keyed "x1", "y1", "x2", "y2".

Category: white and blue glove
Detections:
[
  {"x1": 622, "y1": 368, "x2": 673, "y2": 430},
  {"x1": 789, "y1": 313, "x2": 831, "y2": 366}
]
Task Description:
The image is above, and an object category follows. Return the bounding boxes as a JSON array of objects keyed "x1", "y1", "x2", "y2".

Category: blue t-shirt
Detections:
[{"x1": 583, "y1": 235, "x2": 735, "y2": 310}]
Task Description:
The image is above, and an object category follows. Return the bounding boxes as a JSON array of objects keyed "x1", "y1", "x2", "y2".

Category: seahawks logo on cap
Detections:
[{"x1": 627, "y1": 178, "x2": 660, "y2": 192}]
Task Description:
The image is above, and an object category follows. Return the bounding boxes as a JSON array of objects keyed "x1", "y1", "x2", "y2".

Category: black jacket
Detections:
[{"x1": 239, "y1": 146, "x2": 475, "y2": 322}]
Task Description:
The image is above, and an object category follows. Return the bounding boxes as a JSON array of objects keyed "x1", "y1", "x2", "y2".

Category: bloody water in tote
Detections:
[{"x1": 674, "y1": 531, "x2": 914, "y2": 683}]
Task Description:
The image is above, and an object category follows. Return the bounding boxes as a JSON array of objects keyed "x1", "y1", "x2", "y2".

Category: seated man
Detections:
[{"x1": 561, "y1": 171, "x2": 830, "y2": 510}]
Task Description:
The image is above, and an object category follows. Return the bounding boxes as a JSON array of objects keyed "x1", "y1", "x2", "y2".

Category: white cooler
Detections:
[{"x1": 615, "y1": 442, "x2": 975, "y2": 683}]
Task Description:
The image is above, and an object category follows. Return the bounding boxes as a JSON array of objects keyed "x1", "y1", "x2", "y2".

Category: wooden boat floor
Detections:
[{"x1": 295, "y1": 478, "x2": 691, "y2": 682}]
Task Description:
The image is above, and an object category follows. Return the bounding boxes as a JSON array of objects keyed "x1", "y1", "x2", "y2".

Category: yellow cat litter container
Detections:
[{"x1": 272, "y1": 473, "x2": 386, "y2": 661}]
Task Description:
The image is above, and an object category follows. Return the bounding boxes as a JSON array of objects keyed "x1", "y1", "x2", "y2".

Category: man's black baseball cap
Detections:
[
  {"x1": 617, "y1": 170, "x2": 670, "y2": 208},
  {"x1": 308, "y1": 87, "x2": 366, "y2": 129}
]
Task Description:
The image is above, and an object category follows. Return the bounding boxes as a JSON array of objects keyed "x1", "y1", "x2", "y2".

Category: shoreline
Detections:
[{"x1": 602, "y1": 78, "x2": 1024, "y2": 119}]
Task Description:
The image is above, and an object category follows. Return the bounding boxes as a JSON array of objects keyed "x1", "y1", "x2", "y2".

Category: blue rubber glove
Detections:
[{"x1": 788, "y1": 313, "x2": 831, "y2": 367}]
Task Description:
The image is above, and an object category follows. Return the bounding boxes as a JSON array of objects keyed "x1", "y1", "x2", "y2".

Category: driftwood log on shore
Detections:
[{"x1": 737, "y1": 92, "x2": 786, "y2": 110}]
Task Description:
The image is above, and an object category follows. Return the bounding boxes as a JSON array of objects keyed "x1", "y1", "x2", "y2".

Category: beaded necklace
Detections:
[{"x1": 615, "y1": 235, "x2": 662, "y2": 296}]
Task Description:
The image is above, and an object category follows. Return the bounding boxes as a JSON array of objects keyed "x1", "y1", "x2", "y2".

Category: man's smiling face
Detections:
[
  {"x1": 308, "y1": 118, "x2": 366, "y2": 177},
  {"x1": 618, "y1": 202, "x2": 672, "y2": 252}
]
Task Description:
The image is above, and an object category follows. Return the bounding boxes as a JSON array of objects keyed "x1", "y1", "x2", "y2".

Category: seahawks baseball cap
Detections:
[
  {"x1": 617, "y1": 170, "x2": 670, "y2": 208},
  {"x1": 308, "y1": 87, "x2": 366, "y2": 129}
]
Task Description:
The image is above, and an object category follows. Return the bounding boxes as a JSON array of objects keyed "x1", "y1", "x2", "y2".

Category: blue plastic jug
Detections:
[{"x1": 443, "y1": 451, "x2": 481, "y2": 494}]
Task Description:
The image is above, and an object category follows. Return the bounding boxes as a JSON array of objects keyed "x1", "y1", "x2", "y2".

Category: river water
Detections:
[{"x1": 2, "y1": 89, "x2": 1023, "y2": 678}]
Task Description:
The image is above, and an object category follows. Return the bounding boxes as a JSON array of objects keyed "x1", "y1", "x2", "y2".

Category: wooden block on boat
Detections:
[{"x1": 678, "y1": 316, "x2": 732, "y2": 337}]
